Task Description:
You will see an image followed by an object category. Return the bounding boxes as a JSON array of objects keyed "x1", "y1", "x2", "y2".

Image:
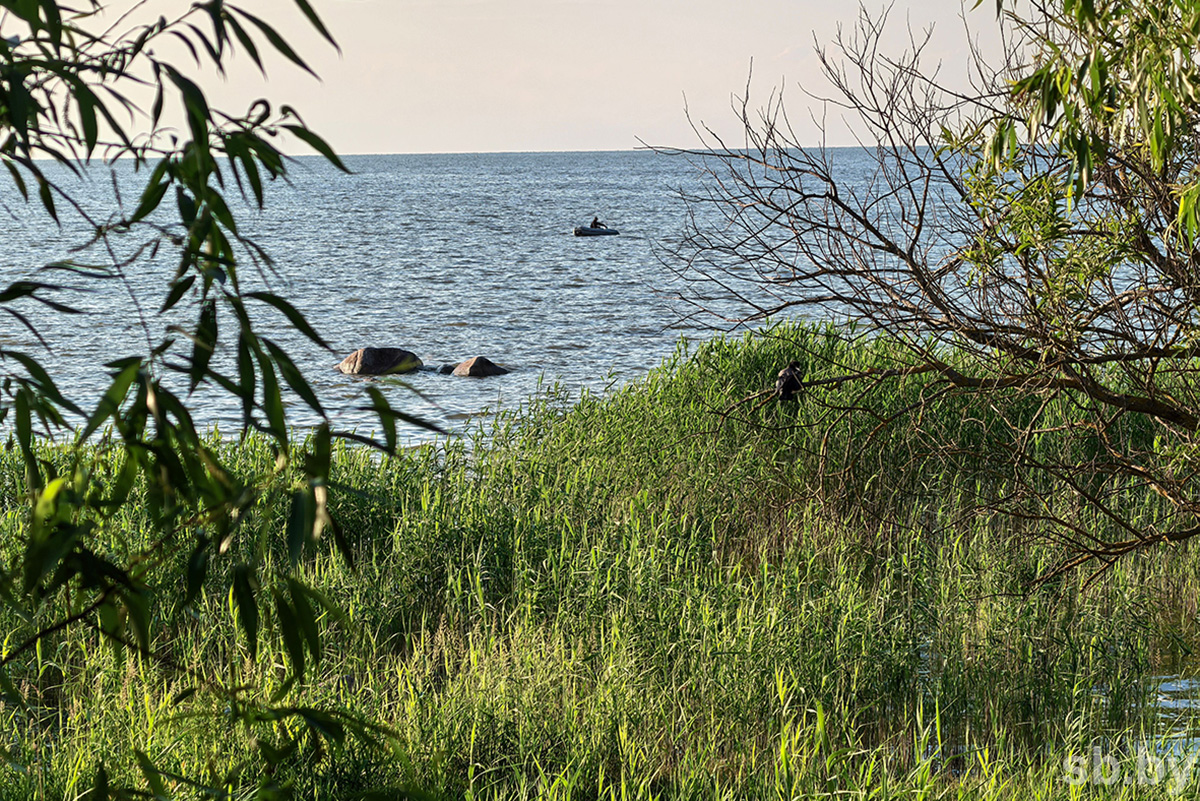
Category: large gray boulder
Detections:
[
  {"x1": 336, "y1": 347, "x2": 422, "y2": 375},
  {"x1": 451, "y1": 356, "x2": 509, "y2": 377}
]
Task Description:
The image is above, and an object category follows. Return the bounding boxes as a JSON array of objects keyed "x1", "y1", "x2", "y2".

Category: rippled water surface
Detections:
[{"x1": 1, "y1": 151, "x2": 738, "y2": 442}]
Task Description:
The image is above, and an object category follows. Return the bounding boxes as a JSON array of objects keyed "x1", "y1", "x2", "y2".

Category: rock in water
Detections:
[
  {"x1": 336, "y1": 347, "x2": 423, "y2": 375},
  {"x1": 451, "y1": 356, "x2": 509, "y2": 377}
]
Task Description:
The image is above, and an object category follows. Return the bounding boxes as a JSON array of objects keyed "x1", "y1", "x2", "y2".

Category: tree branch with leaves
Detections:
[
  {"x1": 664, "y1": 0, "x2": 1200, "y2": 580},
  {"x1": 0, "y1": 1, "x2": 422, "y2": 795}
]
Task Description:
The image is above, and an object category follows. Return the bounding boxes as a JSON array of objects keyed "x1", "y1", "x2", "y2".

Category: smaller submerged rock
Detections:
[
  {"x1": 451, "y1": 356, "x2": 509, "y2": 377},
  {"x1": 336, "y1": 347, "x2": 423, "y2": 376},
  {"x1": 437, "y1": 363, "x2": 457, "y2": 375}
]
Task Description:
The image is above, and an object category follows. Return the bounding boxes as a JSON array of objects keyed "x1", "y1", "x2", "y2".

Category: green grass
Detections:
[{"x1": 1, "y1": 321, "x2": 1199, "y2": 799}]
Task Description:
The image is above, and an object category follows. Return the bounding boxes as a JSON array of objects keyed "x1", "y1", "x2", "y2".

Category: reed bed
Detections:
[{"x1": 1, "y1": 322, "x2": 1197, "y2": 799}]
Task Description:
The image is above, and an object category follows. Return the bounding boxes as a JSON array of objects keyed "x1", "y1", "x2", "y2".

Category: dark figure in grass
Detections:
[{"x1": 776, "y1": 361, "x2": 804, "y2": 401}]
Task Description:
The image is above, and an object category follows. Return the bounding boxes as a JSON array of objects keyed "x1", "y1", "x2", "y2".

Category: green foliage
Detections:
[
  {"x1": 983, "y1": 0, "x2": 1200, "y2": 266},
  {"x1": 668, "y1": 0, "x2": 1200, "y2": 571},
  {"x1": 0, "y1": 1, "x2": 414, "y2": 796},
  {"x1": 955, "y1": 0, "x2": 1200, "y2": 565},
  {"x1": 998, "y1": 0, "x2": 1200, "y2": 200},
  {"x1": 2, "y1": 326, "x2": 1196, "y2": 798}
]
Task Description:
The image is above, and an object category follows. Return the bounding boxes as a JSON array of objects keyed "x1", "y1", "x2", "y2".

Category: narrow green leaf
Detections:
[
  {"x1": 185, "y1": 536, "x2": 210, "y2": 605},
  {"x1": 37, "y1": 177, "x2": 57, "y2": 223},
  {"x1": 74, "y1": 81, "x2": 99, "y2": 155},
  {"x1": 225, "y1": 15, "x2": 263, "y2": 71},
  {"x1": 387, "y1": 409, "x2": 445, "y2": 435},
  {"x1": 257, "y1": 350, "x2": 288, "y2": 448},
  {"x1": 363, "y1": 386, "x2": 397, "y2": 454},
  {"x1": 77, "y1": 361, "x2": 141, "y2": 444},
  {"x1": 1, "y1": 307, "x2": 51, "y2": 350},
  {"x1": 14, "y1": 389, "x2": 39, "y2": 490},
  {"x1": 237, "y1": 332, "x2": 256, "y2": 427},
  {"x1": 40, "y1": 0, "x2": 63, "y2": 45},
  {"x1": 103, "y1": 454, "x2": 138, "y2": 511},
  {"x1": 82, "y1": 763, "x2": 109, "y2": 801},
  {"x1": 3, "y1": 159, "x2": 28, "y2": 201},
  {"x1": 236, "y1": 147, "x2": 264, "y2": 208},
  {"x1": 168, "y1": 29, "x2": 201, "y2": 66},
  {"x1": 129, "y1": 161, "x2": 170, "y2": 224},
  {"x1": 293, "y1": 0, "x2": 339, "y2": 49},
  {"x1": 5, "y1": 350, "x2": 79, "y2": 412},
  {"x1": 188, "y1": 299, "x2": 218, "y2": 393},
  {"x1": 305, "y1": 422, "x2": 332, "y2": 481},
  {"x1": 328, "y1": 513, "x2": 355, "y2": 570},
  {"x1": 163, "y1": 65, "x2": 212, "y2": 145},
  {"x1": 6, "y1": 65, "x2": 33, "y2": 140},
  {"x1": 247, "y1": 291, "x2": 330, "y2": 349},
  {"x1": 98, "y1": 600, "x2": 122, "y2": 662},
  {"x1": 286, "y1": 488, "x2": 315, "y2": 567},
  {"x1": 263, "y1": 337, "x2": 324, "y2": 416},
  {"x1": 133, "y1": 750, "x2": 167, "y2": 798},
  {"x1": 125, "y1": 589, "x2": 151, "y2": 654},
  {"x1": 269, "y1": 676, "x2": 298, "y2": 704},
  {"x1": 357, "y1": 389, "x2": 445, "y2": 437},
  {"x1": 160, "y1": 274, "x2": 196, "y2": 314},
  {"x1": 232, "y1": 563, "x2": 259, "y2": 660},
  {"x1": 274, "y1": 589, "x2": 306, "y2": 679},
  {"x1": 171, "y1": 687, "x2": 197, "y2": 706},
  {"x1": 205, "y1": 189, "x2": 239, "y2": 236},
  {"x1": 185, "y1": 21, "x2": 222, "y2": 66},
  {"x1": 298, "y1": 708, "x2": 346, "y2": 744},
  {"x1": 287, "y1": 578, "x2": 321, "y2": 664},
  {"x1": 176, "y1": 186, "x2": 197, "y2": 226},
  {"x1": 233, "y1": 8, "x2": 317, "y2": 76},
  {"x1": 281, "y1": 123, "x2": 349, "y2": 172},
  {"x1": 151, "y1": 81, "x2": 164, "y2": 128}
]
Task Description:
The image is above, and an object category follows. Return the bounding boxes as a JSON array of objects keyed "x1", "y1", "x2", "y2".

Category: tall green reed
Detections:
[{"x1": 1, "y1": 321, "x2": 1197, "y2": 798}]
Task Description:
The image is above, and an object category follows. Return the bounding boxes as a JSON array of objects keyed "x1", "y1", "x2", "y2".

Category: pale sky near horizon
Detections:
[{"x1": 119, "y1": 0, "x2": 998, "y2": 155}]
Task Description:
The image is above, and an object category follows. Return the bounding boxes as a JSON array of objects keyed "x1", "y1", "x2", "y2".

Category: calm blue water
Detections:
[{"x1": 0, "y1": 151, "x2": 729, "y2": 442}]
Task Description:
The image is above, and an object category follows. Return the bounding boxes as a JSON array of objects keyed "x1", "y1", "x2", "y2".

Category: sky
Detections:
[{"x1": 117, "y1": 0, "x2": 997, "y2": 155}]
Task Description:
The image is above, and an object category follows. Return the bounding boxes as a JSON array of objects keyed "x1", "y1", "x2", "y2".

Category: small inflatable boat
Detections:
[{"x1": 574, "y1": 226, "x2": 619, "y2": 236}]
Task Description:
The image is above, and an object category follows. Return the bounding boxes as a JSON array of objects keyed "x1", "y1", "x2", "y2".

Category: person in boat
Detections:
[{"x1": 590, "y1": 216, "x2": 607, "y2": 229}]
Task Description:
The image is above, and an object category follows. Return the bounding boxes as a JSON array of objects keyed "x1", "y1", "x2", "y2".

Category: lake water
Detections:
[{"x1": 0, "y1": 150, "x2": 734, "y2": 443}]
